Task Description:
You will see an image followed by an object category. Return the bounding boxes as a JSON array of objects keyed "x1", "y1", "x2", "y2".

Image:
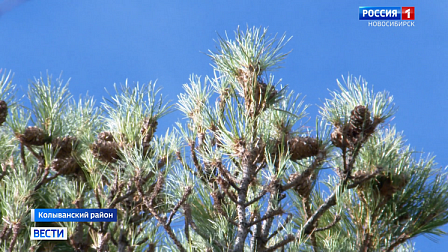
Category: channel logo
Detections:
[
  {"x1": 359, "y1": 7, "x2": 415, "y2": 20},
  {"x1": 31, "y1": 227, "x2": 67, "y2": 240}
]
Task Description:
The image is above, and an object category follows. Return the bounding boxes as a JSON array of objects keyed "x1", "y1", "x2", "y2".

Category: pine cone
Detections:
[
  {"x1": 141, "y1": 118, "x2": 157, "y2": 156},
  {"x1": 331, "y1": 126, "x2": 347, "y2": 148},
  {"x1": 51, "y1": 157, "x2": 80, "y2": 175},
  {"x1": 374, "y1": 173, "x2": 408, "y2": 199},
  {"x1": 90, "y1": 131, "x2": 120, "y2": 163},
  {"x1": 296, "y1": 178, "x2": 313, "y2": 198},
  {"x1": 376, "y1": 174, "x2": 395, "y2": 199},
  {"x1": 19, "y1": 126, "x2": 49, "y2": 146},
  {"x1": 288, "y1": 137, "x2": 319, "y2": 161},
  {"x1": 349, "y1": 105, "x2": 373, "y2": 134},
  {"x1": 52, "y1": 136, "x2": 78, "y2": 158},
  {"x1": 0, "y1": 100, "x2": 7, "y2": 126}
]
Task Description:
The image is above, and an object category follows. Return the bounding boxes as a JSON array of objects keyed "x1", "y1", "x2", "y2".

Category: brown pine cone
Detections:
[
  {"x1": 349, "y1": 105, "x2": 373, "y2": 134},
  {"x1": 19, "y1": 126, "x2": 49, "y2": 146},
  {"x1": 52, "y1": 136, "x2": 78, "y2": 158},
  {"x1": 51, "y1": 157, "x2": 80, "y2": 175},
  {"x1": 296, "y1": 178, "x2": 313, "y2": 198},
  {"x1": 288, "y1": 137, "x2": 319, "y2": 161},
  {"x1": 331, "y1": 126, "x2": 347, "y2": 148},
  {"x1": 374, "y1": 173, "x2": 408, "y2": 199},
  {"x1": 90, "y1": 131, "x2": 120, "y2": 163}
]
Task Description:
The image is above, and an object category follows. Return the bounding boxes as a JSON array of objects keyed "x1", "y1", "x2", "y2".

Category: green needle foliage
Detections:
[{"x1": 0, "y1": 26, "x2": 447, "y2": 252}]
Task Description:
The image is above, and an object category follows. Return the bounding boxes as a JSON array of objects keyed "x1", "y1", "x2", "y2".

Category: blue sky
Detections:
[{"x1": 1, "y1": 0, "x2": 447, "y2": 250}]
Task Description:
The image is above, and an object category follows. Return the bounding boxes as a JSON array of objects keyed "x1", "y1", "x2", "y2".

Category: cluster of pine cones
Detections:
[
  {"x1": 18, "y1": 126, "x2": 81, "y2": 175},
  {"x1": 13, "y1": 113, "x2": 157, "y2": 178}
]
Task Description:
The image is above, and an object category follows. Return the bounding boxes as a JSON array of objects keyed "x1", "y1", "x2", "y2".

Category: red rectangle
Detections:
[{"x1": 402, "y1": 7, "x2": 415, "y2": 20}]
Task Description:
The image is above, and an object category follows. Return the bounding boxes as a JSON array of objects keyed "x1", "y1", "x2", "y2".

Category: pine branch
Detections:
[
  {"x1": 147, "y1": 203, "x2": 186, "y2": 252},
  {"x1": 244, "y1": 188, "x2": 268, "y2": 207},
  {"x1": 266, "y1": 214, "x2": 293, "y2": 241},
  {"x1": 264, "y1": 234, "x2": 295, "y2": 252},
  {"x1": 260, "y1": 183, "x2": 282, "y2": 247},
  {"x1": 34, "y1": 168, "x2": 61, "y2": 191},
  {"x1": 142, "y1": 172, "x2": 186, "y2": 252},
  {"x1": 0, "y1": 224, "x2": 9, "y2": 245},
  {"x1": 302, "y1": 190, "x2": 338, "y2": 236},
  {"x1": 136, "y1": 237, "x2": 149, "y2": 246},
  {"x1": 314, "y1": 214, "x2": 341, "y2": 232},
  {"x1": 247, "y1": 208, "x2": 284, "y2": 227},
  {"x1": 8, "y1": 221, "x2": 22, "y2": 252},
  {"x1": 95, "y1": 188, "x2": 102, "y2": 208},
  {"x1": 232, "y1": 159, "x2": 256, "y2": 252},
  {"x1": 108, "y1": 188, "x2": 137, "y2": 209},
  {"x1": 346, "y1": 167, "x2": 383, "y2": 189},
  {"x1": 98, "y1": 232, "x2": 111, "y2": 252},
  {"x1": 189, "y1": 141, "x2": 208, "y2": 183},
  {"x1": 217, "y1": 161, "x2": 241, "y2": 190},
  {"x1": 83, "y1": 222, "x2": 99, "y2": 233},
  {"x1": 384, "y1": 233, "x2": 410, "y2": 252},
  {"x1": 166, "y1": 186, "x2": 192, "y2": 226},
  {"x1": 176, "y1": 151, "x2": 199, "y2": 177},
  {"x1": 302, "y1": 196, "x2": 318, "y2": 251},
  {"x1": 20, "y1": 143, "x2": 26, "y2": 171}
]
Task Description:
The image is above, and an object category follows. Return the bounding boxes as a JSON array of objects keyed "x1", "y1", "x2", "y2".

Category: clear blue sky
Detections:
[{"x1": 1, "y1": 1, "x2": 447, "y2": 250}]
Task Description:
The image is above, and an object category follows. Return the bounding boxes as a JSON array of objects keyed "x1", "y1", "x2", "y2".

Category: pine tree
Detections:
[
  {"x1": 0, "y1": 71, "x2": 179, "y2": 251},
  {"x1": 0, "y1": 27, "x2": 447, "y2": 252},
  {"x1": 174, "y1": 27, "x2": 448, "y2": 252}
]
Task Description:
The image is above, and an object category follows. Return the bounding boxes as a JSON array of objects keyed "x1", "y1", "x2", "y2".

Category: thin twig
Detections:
[
  {"x1": 0, "y1": 224, "x2": 9, "y2": 244},
  {"x1": 302, "y1": 196, "x2": 318, "y2": 251},
  {"x1": 264, "y1": 234, "x2": 295, "y2": 252},
  {"x1": 176, "y1": 151, "x2": 198, "y2": 177},
  {"x1": 247, "y1": 208, "x2": 284, "y2": 227},
  {"x1": 136, "y1": 237, "x2": 149, "y2": 246},
  {"x1": 108, "y1": 188, "x2": 137, "y2": 209},
  {"x1": 217, "y1": 161, "x2": 241, "y2": 190},
  {"x1": 189, "y1": 142, "x2": 206, "y2": 178},
  {"x1": 95, "y1": 188, "x2": 102, "y2": 209},
  {"x1": 385, "y1": 234, "x2": 410, "y2": 252},
  {"x1": 147, "y1": 201, "x2": 186, "y2": 252},
  {"x1": 244, "y1": 189, "x2": 268, "y2": 207},
  {"x1": 347, "y1": 168, "x2": 383, "y2": 189},
  {"x1": 34, "y1": 168, "x2": 61, "y2": 191},
  {"x1": 302, "y1": 190, "x2": 338, "y2": 236},
  {"x1": 267, "y1": 214, "x2": 292, "y2": 241},
  {"x1": 20, "y1": 144, "x2": 26, "y2": 171},
  {"x1": 314, "y1": 214, "x2": 341, "y2": 232},
  {"x1": 166, "y1": 186, "x2": 192, "y2": 226}
]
